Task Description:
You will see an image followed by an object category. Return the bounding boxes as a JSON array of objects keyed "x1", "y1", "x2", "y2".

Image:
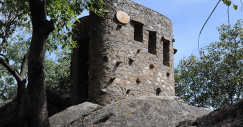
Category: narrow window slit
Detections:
[
  {"x1": 133, "y1": 21, "x2": 143, "y2": 42},
  {"x1": 162, "y1": 37, "x2": 170, "y2": 67},
  {"x1": 148, "y1": 31, "x2": 156, "y2": 55}
]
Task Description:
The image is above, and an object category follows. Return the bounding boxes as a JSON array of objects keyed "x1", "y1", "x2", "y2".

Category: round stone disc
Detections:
[{"x1": 116, "y1": 11, "x2": 130, "y2": 24}]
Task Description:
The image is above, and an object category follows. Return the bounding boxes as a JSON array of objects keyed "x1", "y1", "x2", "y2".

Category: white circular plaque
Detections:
[{"x1": 116, "y1": 11, "x2": 130, "y2": 24}]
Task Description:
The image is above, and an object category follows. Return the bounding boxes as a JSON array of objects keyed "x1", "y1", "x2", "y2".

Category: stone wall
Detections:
[
  {"x1": 71, "y1": 0, "x2": 176, "y2": 106},
  {"x1": 71, "y1": 16, "x2": 90, "y2": 105}
]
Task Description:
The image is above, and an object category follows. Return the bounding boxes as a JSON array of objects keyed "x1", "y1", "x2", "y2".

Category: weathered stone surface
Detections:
[
  {"x1": 52, "y1": 96, "x2": 210, "y2": 127},
  {"x1": 189, "y1": 99, "x2": 243, "y2": 127},
  {"x1": 49, "y1": 102, "x2": 100, "y2": 127},
  {"x1": 71, "y1": 0, "x2": 176, "y2": 106}
]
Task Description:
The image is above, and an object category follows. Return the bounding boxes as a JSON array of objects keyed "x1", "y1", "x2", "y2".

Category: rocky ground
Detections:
[
  {"x1": 1, "y1": 92, "x2": 242, "y2": 127},
  {"x1": 190, "y1": 99, "x2": 243, "y2": 127},
  {"x1": 49, "y1": 96, "x2": 211, "y2": 127}
]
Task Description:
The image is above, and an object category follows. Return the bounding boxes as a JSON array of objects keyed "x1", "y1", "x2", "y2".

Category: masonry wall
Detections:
[
  {"x1": 71, "y1": 0, "x2": 175, "y2": 106},
  {"x1": 70, "y1": 16, "x2": 90, "y2": 105}
]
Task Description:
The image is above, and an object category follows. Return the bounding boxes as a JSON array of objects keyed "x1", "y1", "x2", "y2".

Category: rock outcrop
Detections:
[
  {"x1": 49, "y1": 102, "x2": 100, "y2": 127},
  {"x1": 49, "y1": 96, "x2": 211, "y2": 127},
  {"x1": 190, "y1": 99, "x2": 243, "y2": 127}
]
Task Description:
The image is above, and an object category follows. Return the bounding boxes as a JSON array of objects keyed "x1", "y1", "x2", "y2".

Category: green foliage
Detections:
[
  {"x1": 44, "y1": 0, "x2": 105, "y2": 91},
  {"x1": 45, "y1": 47, "x2": 71, "y2": 91},
  {"x1": 223, "y1": 0, "x2": 232, "y2": 6},
  {"x1": 0, "y1": 0, "x2": 30, "y2": 102},
  {"x1": 0, "y1": 0, "x2": 30, "y2": 31},
  {"x1": 0, "y1": 34, "x2": 30, "y2": 101},
  {"x1": 0, "y1": 68, "x2": 17, "y2": 103},
  {"x1": 175, "y1": 20, "x2": 243, "y2": 109},
  {"x1": 46, "y1": 0, "x2": 105, "y2": 52},
  {"x1": 222, "y1": 0, "x2": 239, "y2": 10},
  {"x1": 0, "y1": 0, "x2": 105, "y2": 103}
]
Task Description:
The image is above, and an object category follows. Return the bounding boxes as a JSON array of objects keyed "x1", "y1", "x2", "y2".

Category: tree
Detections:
[
  {"x1": 0, "y1": 0, "x2": 105, "y2": 126},
  {"x1": 27, "y1": 0, "x2": 105, "y2": 126},
  {"x1": 0, "y1": 1, "x2": 30, "y2": 126},
  {"x1": 26, "y1": 1, "x2": 55, "y2": 126},
  {"x1": 175, "y1": 20, "x2": 243, "y2": 109}
]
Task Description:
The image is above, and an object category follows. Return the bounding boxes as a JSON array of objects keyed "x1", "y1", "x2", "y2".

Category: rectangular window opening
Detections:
[
  {"x1": 133, "y1": 21, "x2": 143, "y2": 42},
  {"x1": 148, "y1": 31, "x2": 156, "y2": 55},
  {"x1": 163, "y1": 38, "x2": 170, "y2": 67}
]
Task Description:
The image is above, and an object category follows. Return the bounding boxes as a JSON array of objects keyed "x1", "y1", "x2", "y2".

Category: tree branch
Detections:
[
  {"x1": 0, "y1": 4, "x2": 27, "y2": 53},
  {"x1": 7, "y1": 10, "x2": 13, "y2": 24},
  {"x1": 29, "y1": 0, "x2": 47, "y2": 32},
  {"x1": 0, "y1": 26, "x2": 10, "y2": 53},
  {"x1": 20, "y1": 50, "x2": 29, "y2": 78},
  {"x1": 0, "y1": 93, "x2": 7, "y2": 100},
  {"x1": 9, "y1": 12, "x2": 26, "y2": 25},
  {"x1": 43, "y1": 20, "x2": 55, "y2": 36},
  {"x1": 0, "y1": 57, "x2": 22, "y2": 83},
  {"x1": 198, "y1": 0, "x2": 221, "y2": 51},
  {"x1": 0, "y1": 54, "x2": 9, "y2": 63}
]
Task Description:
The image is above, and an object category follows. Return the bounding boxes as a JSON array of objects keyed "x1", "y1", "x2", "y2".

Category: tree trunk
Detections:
[
  {"x1": 28, "y1": 33, "x2": 50, "y2": 127},
  {"x1": 0, "y1": 53, "x2": 28, "y2": 127},
  {"x1": 27, "y1": 0, "x2": 54, "y2": 126},
  {"x1": 15, "y1": 81, "x2": 26, "y2": 127},
  {"x1": 15, "y1": 50, "x2": 29, "y2": 127}
]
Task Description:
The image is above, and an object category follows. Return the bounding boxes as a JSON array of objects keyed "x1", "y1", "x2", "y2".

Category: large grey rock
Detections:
[
  {"x1": 55, "y1": 96, "x2": 210, "y2": 127},
  {"x1": 49, "y1": 102, "x2": 100, "y2": 127},
  {"x1": 189, "y1": 99, "x2": 243, "y2": 127}
]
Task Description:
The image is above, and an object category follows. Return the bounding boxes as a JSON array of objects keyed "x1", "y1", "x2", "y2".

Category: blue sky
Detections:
[{"x1": 130, "y1": 0, "x2": 243, "y2": 68}]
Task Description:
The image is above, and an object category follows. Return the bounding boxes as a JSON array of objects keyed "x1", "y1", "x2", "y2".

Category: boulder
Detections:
[
  {"x1": 49, "y1": 102, "x2": 100, "y2": 127},
  {"x1": 189, "y1": 99, "x2": 243, "y2": 127},
  {"x1": 50, "y1": 96, "x2": 211, "y2": 127}
]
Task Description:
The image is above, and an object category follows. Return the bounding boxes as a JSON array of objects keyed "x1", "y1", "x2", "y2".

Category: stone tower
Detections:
[{"x1": 71, "y1": 0, "x2": 177, "y2": 106}]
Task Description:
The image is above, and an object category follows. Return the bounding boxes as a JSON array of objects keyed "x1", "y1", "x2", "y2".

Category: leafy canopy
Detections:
[
  {"x1": 0, "y1": 0, "x2": 105, "y2": 102},
  {"x1": 176, "y1": 20, "x2": 243, "y2": 109}
]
